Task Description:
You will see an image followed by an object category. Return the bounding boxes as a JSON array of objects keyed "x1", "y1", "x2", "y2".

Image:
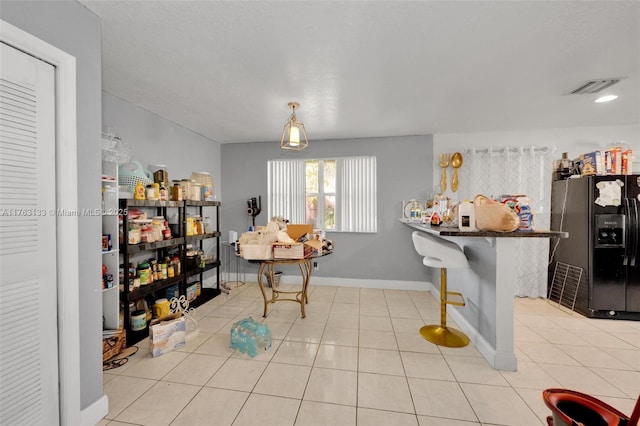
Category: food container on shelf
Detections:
[
  {"x1": 130, "y1": 310, "x2": 146, "y2": 331},
  {"x1": 189, "y1": 181, "x2": 202, "y2": 201},
  {"x1": 191, "y1": 172, "x2": 214, "y2": 201},
  {"x1": 179, "y1": 179, "x2": 191, "y2": 201}
]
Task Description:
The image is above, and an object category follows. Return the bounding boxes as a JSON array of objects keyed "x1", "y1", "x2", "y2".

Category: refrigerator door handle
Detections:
[
  {"x1": 623, "y1": 198, "x2": 631, "y2": 266},
  {"x1": 632, "y1": 198, "x2": 639, "y2": 267}
]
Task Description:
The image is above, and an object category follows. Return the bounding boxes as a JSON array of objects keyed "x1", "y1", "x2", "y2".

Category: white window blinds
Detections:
[
  {"x1": 267, "y1": 159, "x2": 306, "y2": 223},
  {"x1": 338, "y1": 156, "x2": 377, "y2": 232},
  {"x1": 267, "y1": 156, "x2": 376, "y2": 233}
]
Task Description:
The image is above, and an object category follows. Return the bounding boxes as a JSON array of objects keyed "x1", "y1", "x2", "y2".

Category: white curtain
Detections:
[
  {"x1": 338, "y1": 156, "x2": 377, "y2": 233},
  {"x1": 267, "y1": 159, "x2": 306, "y2": 223},
  {"x1": 459, "y1": 146, "x2": 554, "y2": 298}
]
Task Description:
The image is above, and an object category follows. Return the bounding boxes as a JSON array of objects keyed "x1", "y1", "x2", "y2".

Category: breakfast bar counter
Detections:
[{"x1": 402, "y1": 219, "x2": 568, "y2": 371}]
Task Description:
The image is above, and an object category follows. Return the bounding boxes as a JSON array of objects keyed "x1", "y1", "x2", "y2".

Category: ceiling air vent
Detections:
[{"x1": 568, "y1": 78, "x2": 623, "y2": 95}]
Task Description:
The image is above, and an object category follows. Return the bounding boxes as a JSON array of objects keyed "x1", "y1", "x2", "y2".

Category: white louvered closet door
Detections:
[{"x1": 0, "y1": 42, "x2": 59, "y2": 424}]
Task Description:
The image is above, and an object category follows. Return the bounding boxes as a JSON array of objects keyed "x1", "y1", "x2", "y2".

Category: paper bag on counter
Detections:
[{"x1": 473, "y1": 195, "x2": 519, "y2": 232}]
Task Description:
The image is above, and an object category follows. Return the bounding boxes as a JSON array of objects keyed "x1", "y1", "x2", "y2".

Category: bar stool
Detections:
[{"x1": 412, "y1": 231, "x2": 470, "y2": 348}]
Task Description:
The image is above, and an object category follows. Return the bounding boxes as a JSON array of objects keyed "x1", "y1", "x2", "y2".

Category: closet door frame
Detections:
[{"x1": 0, "y1": 19, "x2": 80, "y2": 425}]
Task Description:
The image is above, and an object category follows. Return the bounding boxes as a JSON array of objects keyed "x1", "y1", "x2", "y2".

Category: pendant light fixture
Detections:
[{"x1": 280, "y1": 101, "x2": 309, "y2": 151}]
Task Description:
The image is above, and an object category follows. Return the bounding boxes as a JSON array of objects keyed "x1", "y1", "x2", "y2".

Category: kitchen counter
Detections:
[{"x1": 401, "y1": 219, "x2": 568, "y2": 371}]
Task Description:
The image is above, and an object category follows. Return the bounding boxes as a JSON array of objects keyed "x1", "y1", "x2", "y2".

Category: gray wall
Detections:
[
  {"x1": 221, "y1": 135, "x2": 433, "y2": 282},
  {"x1": 103, "y1": 92, "x2": 222, "y2": 195},
  {"x1": 0, "y1": 0, "x2": 103, "y2": 410}
]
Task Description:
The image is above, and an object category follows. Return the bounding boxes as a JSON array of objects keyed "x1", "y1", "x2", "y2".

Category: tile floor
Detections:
[{"x1": 100, "y1": 282, "x2": 640, "y2": 426}]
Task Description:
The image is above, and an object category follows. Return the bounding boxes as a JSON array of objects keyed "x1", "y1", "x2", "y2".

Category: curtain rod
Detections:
[{"x1": 463, "y1": 146, "x2": 555, "y2": 155}]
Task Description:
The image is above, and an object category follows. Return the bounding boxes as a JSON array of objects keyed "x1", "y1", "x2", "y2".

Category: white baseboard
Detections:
[{"x1": 80, "y1": 394, "x2": 108, "y2": 426}]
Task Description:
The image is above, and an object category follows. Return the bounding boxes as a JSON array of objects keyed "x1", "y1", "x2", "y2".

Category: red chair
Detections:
[{"x1": 543, "y1": 388, "x2": 639, "y2": 426}]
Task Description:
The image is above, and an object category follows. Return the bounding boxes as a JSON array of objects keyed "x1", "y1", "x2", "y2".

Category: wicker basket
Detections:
[
  {"x1": 474, "y1": 195, "x2": 519, "y2": 232},
  {"x1": 102, "y1": 329, "x2": 126, "y2": 362}
]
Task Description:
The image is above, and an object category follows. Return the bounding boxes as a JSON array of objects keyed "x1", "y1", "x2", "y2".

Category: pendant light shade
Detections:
[{"x1": 281, "y1": 102, "x2": 309, "y2": 151}]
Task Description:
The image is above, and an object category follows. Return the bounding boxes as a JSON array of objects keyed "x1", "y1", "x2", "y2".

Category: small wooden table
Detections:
[{"x1": 250, "y1": 252, "x2": 331, "y2": 318}]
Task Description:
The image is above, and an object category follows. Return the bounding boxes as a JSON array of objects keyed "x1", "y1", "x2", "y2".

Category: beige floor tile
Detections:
[
  {"x1": 321, "y1": 327, "x2": 359, "y2": 346},
  {"x1": 208, "y1": 303, "x2": 247, "y2": 318},
  {"x1": 395, "y1": 332, "x2": 441, "y2": 354},
  {"x1": 95, "y1": 419, "x2": 110, "y2": 426},
  {"x1": 590, "y1": 367, "x2": 640, "y2": 398},
  {"x1": 359, "y1": 315, "x2": 394, "y2": 331},
  {"x1": 401, "y1": 352, "x2": 455, "y2": 381},
  {"x1": 606, "y1": 347, "x2": 640, "y2": 370},
  {"x1": 103, "y1": 372, "x2": 117, "y2": 385},
  {"x1": 500, "y1": 360, "x2": 562, "y2": 389},
  {"x1": 594, "y1": 395, "x2": 639, "y2": 416},
  {"x1": 304, "y1": 367, "x2": 357, "y2": 406},
  {"x1": 253, "y1": 362, "x2": 311, "y2": 399},
  {"x1": 357, "y1": 407, "x2": 419, "y2": 425},
  {"x1": 614, "y1": 332, "x2": 640, "y2": 348},
  {"x1": 359, "y1": 303, "x2": 390, "y2": 317},
  {"x1": 170, "y1": 387, "x2": 249, "y2": 426},
  {"x1": 514, "y1": 387, "x2": 553, "y2": 425},
  {"x1": 162, "y1": 353, "x2": 227, "y2": 385},
  {"x1": 194, "y1": 333, "x2": 237, "y2": 357},
  {"x1": 197, "y1": 316, "x2": 233, "y2": 334},
  {"x1": 326, "y1": 312, "x2": 360, "y2": 329},
  {"x1": 265, "y1": 308, "x2": 301, "y2": 324},
  {"x1": 388, "y1": 304, "x2": 422, "y2": 319},
  {"x1": 575, "y1": 330, "x2": 637, "y2": 350},
  {"x1": 285, "y1": 323, "x2": 325, "y2": 343},
  {"x1": 514, "y1": 325, "x2": 548, "y2": 343},
  {"x1": 359, "y1": 329, "x2": 398, "y2": 350},
  {"x1": 332, "y1": 302, "x2": 360, "y2": 315},
  {"x1": 103, "y1": 375, "x2": 156, "y2": 419},
  {"x1": 114, "y1": 381, "x2": 200, "y2": 426},
  {"x1": 233, "y1": 394, "x2": 300, "y2": 426},
  {"x1": 417, "y1": 416, "x2": 480, "y2": 425},
  {"x1": 296, "y1": 401, "x2": 356, "y2": 426},
  {"x1": 205, "y1": 357, "x2": 268, "y2": 391},
  {"x1": 335, "y1": 287, "x2": 361, "y2": 304},
  {"x1": 437, "y1": 343, "x2": 483, "y2": 358},
  {"x1": 294, "y1": 309, "x2": 330, "y2": 324},
  {"x1": 556, "y1": 344, "x2": 635, "y2": 370},
  {"x1": 264, "y1": 321, "x2": 292, "y2": 340},
  {"x1": 358, "y1": 372, "x2": 414, "y2": 414},
  {"x1": 117, "y1": 350, "x2": 189, "y2": 380},
  {"x1": 460, "y1": 383, "x2": 541, "y2": 425},
  {"x1": 537, "y1": 364, "x2": 627, "y2": 398},
  {"x1": 174, "y1": 331, "x2": 213, "y2": 353},
  {"x1": 359, "y1": 348, "x2": 405, "y2": 376},
  {"x1": 391, "y1": 317, "x2": 427, "y2": 333},
  {"x1": 272, "y1": 340, "x2": 319, "y2": 366},
  {"x1": 536, "y1": 327, "x2": 589, "y2": 346},
  {"x1": 314, "y1": 344, "x2": 358, "y2": 371},
  {"x1": 515, "y1": 341, "x2": 581, "y2": 366},
  {"x1": 446, "y1": 356, "x2": 509, "y2": 386},
  {"x1": 407, "y1": 377, "x2": 476, "y2": 421}
]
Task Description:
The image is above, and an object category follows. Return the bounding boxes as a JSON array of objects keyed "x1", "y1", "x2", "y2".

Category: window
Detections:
[{"x1": 267, "y1": 156, "x2": 376, "y2": 232}]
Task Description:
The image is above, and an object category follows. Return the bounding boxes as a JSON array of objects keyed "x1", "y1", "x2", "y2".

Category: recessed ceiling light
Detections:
[{"x1": 595, "y1": 95, "x2": 618, "y2": 103}]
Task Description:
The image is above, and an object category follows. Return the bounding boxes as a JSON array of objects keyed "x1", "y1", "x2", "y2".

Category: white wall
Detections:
[{"x1": 433, "y1": 124, "x2": 639, "y2": 190}]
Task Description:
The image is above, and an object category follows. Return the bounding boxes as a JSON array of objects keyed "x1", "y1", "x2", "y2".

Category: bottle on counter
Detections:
[{"x1": 458, "y1": 200, "x2": 477, "y2": 231}]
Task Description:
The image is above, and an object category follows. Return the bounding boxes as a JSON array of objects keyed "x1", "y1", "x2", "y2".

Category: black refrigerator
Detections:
[{"x1": 549, "y1": 174, "x2": 639, "y2": 319}]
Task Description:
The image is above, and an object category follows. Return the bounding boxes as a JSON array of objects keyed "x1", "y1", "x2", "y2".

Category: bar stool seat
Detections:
[{"x1": 412, "y1": 231, "x2": 470, "y2": 348}]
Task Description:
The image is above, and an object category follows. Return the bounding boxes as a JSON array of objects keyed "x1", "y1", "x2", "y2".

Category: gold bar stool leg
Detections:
[{"x1": 420, "y1": 267, "x2": 470, "y2": 348}]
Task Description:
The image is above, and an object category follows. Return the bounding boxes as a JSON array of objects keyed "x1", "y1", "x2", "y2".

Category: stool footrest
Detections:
[{"x1": 445, "y1": 291, "x2": 465, "y2": 307}]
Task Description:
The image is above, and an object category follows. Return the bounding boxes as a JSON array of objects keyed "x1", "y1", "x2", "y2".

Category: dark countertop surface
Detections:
[{"x1": 401, "y1": 219, "x2": 568, "y2": 239}]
